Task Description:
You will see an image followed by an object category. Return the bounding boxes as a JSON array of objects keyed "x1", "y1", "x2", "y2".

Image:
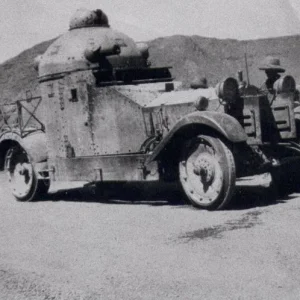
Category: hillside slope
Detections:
[
  {"x1": 0, "y1": 39, "x2": 54, "y2": 103},
  {"x1": 1, "y1": 34, "x2": 300, "y2": 102},
  {"x1": 149, "y1": 34, "x2": 300, "y2": 87}
]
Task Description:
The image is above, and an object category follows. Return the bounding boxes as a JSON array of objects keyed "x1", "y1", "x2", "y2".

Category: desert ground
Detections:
[{"x1": 1, "y1": 172, "x2": 300, "y2": 299}]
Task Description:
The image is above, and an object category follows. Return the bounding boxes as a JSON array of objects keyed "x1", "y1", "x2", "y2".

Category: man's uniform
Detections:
[{"x1": 259, "y1": 56, "x2": 285, "y2": 103}]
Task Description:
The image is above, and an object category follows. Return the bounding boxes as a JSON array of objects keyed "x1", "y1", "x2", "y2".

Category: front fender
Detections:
[
  {"x1": 146, "y1": 111, "x2": 247, "y2": 163},
  {"x1": 0, "y1": 131, "x2": 48, "y2": 163}
]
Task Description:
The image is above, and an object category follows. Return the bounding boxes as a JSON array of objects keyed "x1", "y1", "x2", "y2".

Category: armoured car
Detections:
[{"x1": 1, "y1": 8, "x2": 300, "y2": 210}]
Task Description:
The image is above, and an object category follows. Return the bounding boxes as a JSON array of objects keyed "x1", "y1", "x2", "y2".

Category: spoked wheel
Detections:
[
  {"x1": 179, "y1": 135, "x2": 236, "y2": 210},
  {"x1": 5, "y1": 146, "x2": 49, "y2": 201}
]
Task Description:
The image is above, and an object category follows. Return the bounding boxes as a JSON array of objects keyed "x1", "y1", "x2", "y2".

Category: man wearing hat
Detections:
[{"x1": 259, "y1": 56, "x2": 285, "y2": 98}]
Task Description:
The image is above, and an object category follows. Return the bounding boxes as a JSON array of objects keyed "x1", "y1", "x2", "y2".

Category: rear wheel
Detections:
[
  {"x1": 5, "y1": 146, "x2": 49, "y2": 201},
  {"x1": 179, "y1": 135, "x2": 236, "y2": 210}
]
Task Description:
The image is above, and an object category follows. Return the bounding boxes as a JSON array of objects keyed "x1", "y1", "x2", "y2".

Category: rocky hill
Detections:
[
  {"x1": 1, "y1": 34, "x2": 300, "y2": 102},
  {"x1": 149, "y1": 34, "x2": 300, "y2": 87}
]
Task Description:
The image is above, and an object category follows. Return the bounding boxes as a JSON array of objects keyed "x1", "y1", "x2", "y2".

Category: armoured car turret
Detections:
[{"x1": 2, "y1": 8, "x2": 300, "y2": 210}]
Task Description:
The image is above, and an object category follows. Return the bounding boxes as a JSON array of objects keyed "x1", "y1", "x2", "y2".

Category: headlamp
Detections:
[
  {"x1": 215, "y1": 77, "x2": 239, "y2": 104},
  {"x1": 274, "y1": 75, "x2": 296, "y2": 94}
]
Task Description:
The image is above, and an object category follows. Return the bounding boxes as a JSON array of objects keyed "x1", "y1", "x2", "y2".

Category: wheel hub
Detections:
[
  {"x1": 193, "y1": 153, "x2": 216, "y2": 184},
  {"x1": 10, "y1": 162, "x2": 33, "y2": 197},
  {"x1": 18, "y1": 164, "x2": 28, "y2": 176}
]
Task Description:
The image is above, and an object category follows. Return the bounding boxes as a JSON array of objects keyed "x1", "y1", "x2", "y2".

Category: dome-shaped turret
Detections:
[{"x1": 37, "y1": 8, "x2": 148, "y2": 79}]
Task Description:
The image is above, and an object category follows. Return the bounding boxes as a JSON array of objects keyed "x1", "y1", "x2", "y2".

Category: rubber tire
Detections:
[{"x1": 179, "y1": 135, "x2": 236, "y2": 210}]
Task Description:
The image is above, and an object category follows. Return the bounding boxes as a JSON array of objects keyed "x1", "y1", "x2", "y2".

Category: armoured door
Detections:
[
  {"x1": 41, "y1": 76, "x2": 95, "y2": 161},
  {"x1": 59, "y1": 77, "x2": 96, "y2": 157}
]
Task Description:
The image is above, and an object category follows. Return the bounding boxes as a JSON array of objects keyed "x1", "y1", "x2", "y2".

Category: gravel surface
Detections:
[{"x1": 1, "y1": 172, "x2": 300, "y2": 299}]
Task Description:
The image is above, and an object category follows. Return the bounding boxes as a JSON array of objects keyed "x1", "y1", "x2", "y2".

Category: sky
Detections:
[{"x1": 1, "y1": 0, "x2": 300, "y2": 63}]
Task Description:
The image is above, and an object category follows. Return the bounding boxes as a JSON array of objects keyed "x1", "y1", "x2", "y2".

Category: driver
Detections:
[{"x1": 259, "y1": 56, "x2": 285, "y2": 96}]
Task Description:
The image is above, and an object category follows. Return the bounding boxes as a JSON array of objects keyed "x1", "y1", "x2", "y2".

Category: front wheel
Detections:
[
  {"x1": 5, "y1": 146, "x2": 49, "y2": 201},
  {"x1": 179, "y1": 135, "x2": 236, "y2": 210}
]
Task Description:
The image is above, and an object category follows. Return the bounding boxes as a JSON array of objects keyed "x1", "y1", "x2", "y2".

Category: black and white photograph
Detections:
[{"x1": 1, "y1": 0, "x2": 300, "y2": 299}]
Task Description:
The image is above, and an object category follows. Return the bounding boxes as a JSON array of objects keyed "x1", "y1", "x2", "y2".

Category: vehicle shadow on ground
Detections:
[
  {"x1": 40, "y1": 181, "x2": 298, "y2": 210},
  {"x1": 45, "y1": 182, "x2": 185, "y2": 207},
  {"x1": 230, "y1": 187, "x2": 291, "y2": 210}
]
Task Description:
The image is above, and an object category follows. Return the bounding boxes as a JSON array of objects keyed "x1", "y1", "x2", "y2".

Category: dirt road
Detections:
[{"x1": 1, "y1": 172, "x2": 300, "y2": 299}]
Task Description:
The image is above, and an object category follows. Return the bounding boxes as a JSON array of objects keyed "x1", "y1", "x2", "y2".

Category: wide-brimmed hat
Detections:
[{"x1": 259, "y1": 56, "x2": 285, "y2": 73}]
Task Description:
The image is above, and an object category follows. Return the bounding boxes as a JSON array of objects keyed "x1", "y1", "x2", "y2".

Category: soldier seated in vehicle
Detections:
[{"x1": 259, "y1": 56, "x2": 286, "y2": 102}]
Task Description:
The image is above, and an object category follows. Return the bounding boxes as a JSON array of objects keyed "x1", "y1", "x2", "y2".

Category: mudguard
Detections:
[
  {"x1": 0, "y1": 130, "x2": 48, "y2": 163},
  {"x1": 146, "y1": 111, "x2": 247, "y2": 163}
]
